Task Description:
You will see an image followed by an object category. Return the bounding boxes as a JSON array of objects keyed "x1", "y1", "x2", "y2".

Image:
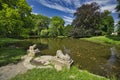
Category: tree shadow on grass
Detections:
[
  {"x1": 0, "y1": 41, "x2": 49, "y2": 66},
  {"x1": 0, "y1": 48, "x2": 26, "y2": 66}
]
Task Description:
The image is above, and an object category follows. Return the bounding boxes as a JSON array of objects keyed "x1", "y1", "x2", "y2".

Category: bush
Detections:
[{"x1": 40, "y1": 29, "x2": 49, "y2": 37}]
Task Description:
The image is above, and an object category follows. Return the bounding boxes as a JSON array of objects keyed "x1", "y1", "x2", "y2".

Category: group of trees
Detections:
[
  {"x1": 31, "y1": 14, "x2": 50, "y2": 36},
  {"x1": 71, "y1": 2, "x2": 114, "y2": 37},
  {"x1": 31, "y1": 15, "x2": 66, "y2": 37},
  {"x1": 0, "y1": 0, "x2": 117, "y2": 38},
  {"x1": 116, "y1": 0, "x2": 120, "y2": 35},
  {"x1": 0, "y1": 0, "x2": 67, "y2": 38},
  {"x1": 0, "y1": 0, "x2": 33, "y2": 38}
]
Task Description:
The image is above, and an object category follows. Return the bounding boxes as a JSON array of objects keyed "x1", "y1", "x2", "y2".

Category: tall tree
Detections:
[
  {"x1": 72, "y1": 2, "x2": 100, "y2": 37},
  {"x1": 116, "y1": 0, "x2": 120, "y2": 17},
  {"x1": 31, "y1": 14, "x2": 50, "y2": 36},
  {"x1": 0, "y1": 0, "x2": 32, "y2": 38},
  {"x1": 116, "y1": 0, "x2": 120, "y2": 35},
  {"x1": 100, "y1": 10, "x2": 114, "y2": 35},
  {"x1": 49, "y1": 16, "x2": 65, "y2": 37},
  {"x1": 64, "y1": 24, "x2": 73, "y2": 36}
]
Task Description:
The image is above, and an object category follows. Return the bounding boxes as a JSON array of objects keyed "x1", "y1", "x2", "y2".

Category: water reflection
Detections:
[
  {"x1": 103, "y1": 47, "x2": 119, "y2": 77},
  {"x1": 108, "y1": 47, "x2": 116, "y2": 64}
]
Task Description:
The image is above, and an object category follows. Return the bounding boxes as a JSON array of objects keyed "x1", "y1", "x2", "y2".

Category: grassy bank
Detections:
[
  {"x1": 0, "y1": 48, "x2": 26, "y2": 66},
  {"x1": 11, "y1": 67, "x2": 108, "y2": 80},
  {"x1": 0, "y1": 38, "x2": 21, "y2": 48},
  {"x1": 82, "y1": 36, "x2": 120, "y2": 46},
  {"x1": 0, "y1": 38, "x2": 26, "y2": 66}
]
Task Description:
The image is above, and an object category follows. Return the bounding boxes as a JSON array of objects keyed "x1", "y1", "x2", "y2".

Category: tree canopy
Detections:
[
  {"x1": 116, "y1": 0, "x2": 120, "y2": 35},
  {"x1": 100, "y1": 10, "x2": 114, "y2": 35},
  {"x1": 72, "y1": 2, "x2": 101, "y2": 37},
  {"x1": 31, "y1": 14, "x2": 50, "y2": 36},
  {"x1": 0, "y1": 1, "x2": 115, "y2": 38},
  {"x1": 49, "y1": 16, "x2": 65, "y2": 37},
  {"x1": 71, "y1": 2, "x2": 114, "y2": 37},
  {"x1": 0, "y1": 0, "x2": 32, "y2": 38}
]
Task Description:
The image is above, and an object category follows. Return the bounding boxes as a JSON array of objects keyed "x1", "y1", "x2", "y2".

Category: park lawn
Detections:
[
  {"x1": 11, "y1": 67, "x2": 109, "y2": 80},
  {"x1": 0, "y1": 38, "x2": 26, "y2": 66},
  {"x1": 0, "y1": 37, "x2": 21, "y2": 43},
  {"x1": 0, "y1": 48, "x2": 26, "y2": 66},
  {"x1": 81, "y1": 36, "x2": 120, "y2": 54},
  {"x1": 0, "y1": 38, "x2": 21, "y2": 47},
  {"x1": 82, "y1": 36, "x2": 120, "y2": 45}
]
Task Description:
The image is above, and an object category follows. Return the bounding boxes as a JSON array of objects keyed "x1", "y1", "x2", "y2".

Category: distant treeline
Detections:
[{"x1": 0, "y1": 0, "x2": 120, "y2": 38}]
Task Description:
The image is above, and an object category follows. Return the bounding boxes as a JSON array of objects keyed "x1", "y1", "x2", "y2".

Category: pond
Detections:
[{"x1": 8, "y1": 38, "x2": 120, "y2": 78}]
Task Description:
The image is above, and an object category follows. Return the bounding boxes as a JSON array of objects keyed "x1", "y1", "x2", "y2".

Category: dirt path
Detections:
[{"x1": 0, "y1": 61, "x2": 28, "y2": 80}]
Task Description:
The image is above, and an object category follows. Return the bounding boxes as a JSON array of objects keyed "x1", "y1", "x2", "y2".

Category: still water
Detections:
[{"x1": 16, "y1": 38, "x2": 120, "y2": 78}]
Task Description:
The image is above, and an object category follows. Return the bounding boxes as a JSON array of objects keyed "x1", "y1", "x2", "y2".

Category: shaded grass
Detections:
[
  {"x1": 11, "y1": 67, "x2": 108, "y2": 80},
  {"x1": 0, "y1": 38, "x2": 48, "y2": 66},
  {"x1": 106, "y1": 36, "x2": 120, "y2": 41},
  {"x1": 0, "y1": 48, "x2": 26, "y2": 66},
  {"x1": 0, "y1": 38, "x2": 21, "y2": 48},
  {"x1": 0, "y1": 38, "x2": 20, "y2": 42},
  {"x1": 0, "y1": 38, "x2": 26, "y2": 66}
]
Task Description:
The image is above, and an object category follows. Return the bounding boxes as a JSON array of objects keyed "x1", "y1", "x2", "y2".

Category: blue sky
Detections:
[{"x1": 27, "y1": 0, "x2": 119, "y2": 25}]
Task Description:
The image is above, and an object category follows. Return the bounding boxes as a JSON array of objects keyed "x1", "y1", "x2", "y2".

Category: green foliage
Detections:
[
  {"x1": 0, "y1": 0, "x2": 32, "y2": 38},
  {"x1": 11, "y1": 67, "x2": 108, "y2": 80},
  {"x1": 72, "y1": 2, "x2": 101, "y2": 37},
  {"x1": 116, "y1": 0, "x2": 120, "y2": 17},
  {"x1": 0, "y1": 38, "x2": 20, "y2": 48},
  {"x1": 31, "y1": 14, "x2": 50, "y2": 36},
  {"x1": 0, "y1": 38, "x2": 26, "y2": 66},
  {"x1": 40, "y1": 29, "x2": 49, "y2": 37},
  {"x1": 117, "y1": 22, "x2": 120, "y2": 35},
  {"x1": 64, "y1": 24, "x2": 73, "y2": 36},
  {"x1": 0, "y1": 38, "x2": 33, "y2": 66},
  {"x1": 71, "y1": 3, "x2": 114, "y2": 38},
  {"x1": 0, "y1": 0, "x2": 115, "y2": 38},
  {"x1": 48, "y1": 26, "x2": 58, "y2": 37},
  {"x1": 0, "y1": 48, "x2": 26, "y2": 66},
  {"x1": 116, "y1": 0, "x2": 120, "y2": 36},
  {"x1": 100, "y1": 10, "x2": 114, "y2": 35},
  {"x1": 49, "y1": 16, "x2": 65, "y2": 37}
]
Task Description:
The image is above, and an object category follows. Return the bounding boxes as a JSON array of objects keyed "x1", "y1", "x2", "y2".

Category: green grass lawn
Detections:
[
  {"x1": 0, "y1": 38, "x2": 21, "y2": 48},
  {"x1": 0, "y1": 48, "x2": 26, "y2": 66},
  {"x1": 82, "y1": 36, "x2": 120, "y2": 45},
  {"x1": 0, "y1": 38, "x2": 26, "y2": 66},
  {"x1": 0, "y1": 38, "x2": 20, "y2": 41},
  {"x1": 11, "y1": 67, "x2": 109, "y2": 80}
]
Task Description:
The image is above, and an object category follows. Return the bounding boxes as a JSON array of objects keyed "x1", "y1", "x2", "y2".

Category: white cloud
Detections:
[
  {"x1": 31, "y1": 5, "x2": 34, "y2": 8},
  {"x1": 35, "y1": 0, "x2": 81, "y2": 13},
  {"x1": 35, "y1": 0, "x2": 117, "y2": 14},
  {"x1": 73, "y1": 0, "x2": 81, "y2": 8},
  {"x1": 86, "y1": 0, "x2": 110, "y2": 5},
  {"x1": 114, "y1": 18, "x2": 119, "y2": 25},
  {"x1": 63, "y1": 16, "x2": 74, "y2": 25},
  {"x1": 64, "y1": 0, "x2": 72, "y2": 4},
  {"x1": 33, "y1": 0, "x2": 117, "y2": 25},
  {"x1": 101, "y1": 4, "x2": 116, "y2": 13},
  {"x1": 86, "y1": 0, "x2": 117, "y2": 13},
  {"x1": 31, "y1": 12, "x2": 38, "y2": 15}
]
